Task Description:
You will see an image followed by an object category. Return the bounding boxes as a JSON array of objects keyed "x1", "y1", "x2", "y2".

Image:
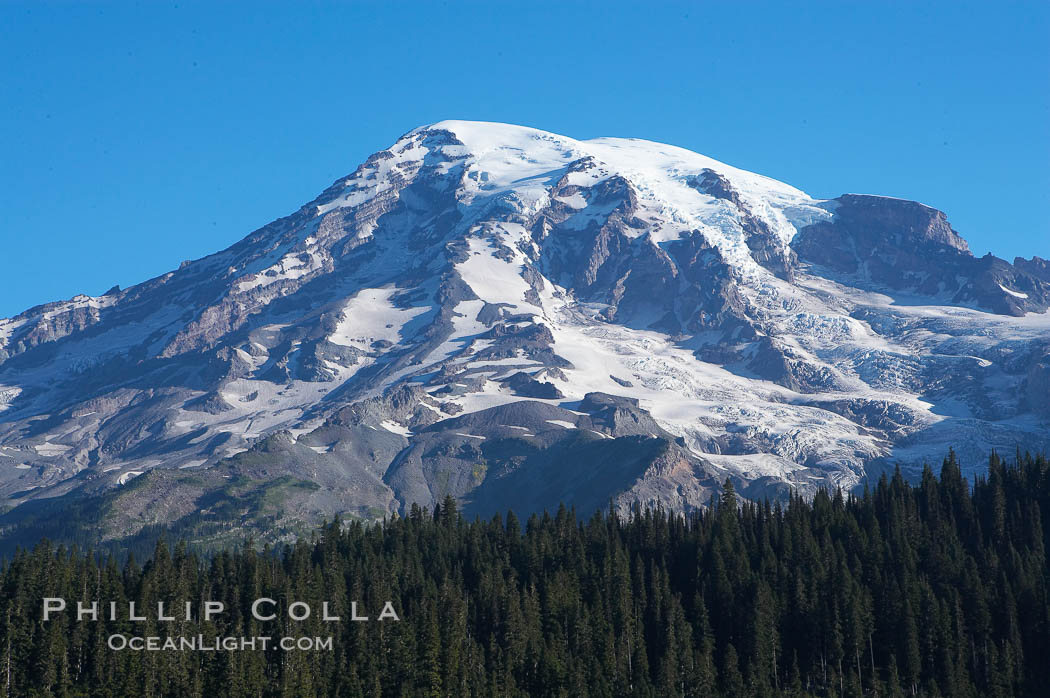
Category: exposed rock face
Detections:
[
  {"x1": 504, "y1": 372, "x2": 564, "y2": 399},
  {"x1": 0, "y1": 120, "x2": 1046, "y2": 545},
  {"x1": 796, "y1": 193, "x2": 969, "y2": 262},
  {"x1": 1015, "y1": 256, "x2": 1050, "y2": 282},
  {"x1": 793, "y1": 194, "x2": 1050, "y2": 315}
]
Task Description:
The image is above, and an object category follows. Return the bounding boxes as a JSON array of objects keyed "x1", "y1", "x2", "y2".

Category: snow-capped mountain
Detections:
[{"x1": 1, "y1": 121, "x2": 1048, "y2": 541}]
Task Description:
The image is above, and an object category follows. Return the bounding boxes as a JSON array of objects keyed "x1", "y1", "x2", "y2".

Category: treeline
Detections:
[{"x1": 0, "y1": 450, "x2": 1047, "y2": 697}]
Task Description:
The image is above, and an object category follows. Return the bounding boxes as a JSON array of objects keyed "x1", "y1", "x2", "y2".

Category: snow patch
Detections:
[
  {"x1": 546, "y1": 419, "x2": 577, "y2": 429},
  {"x1": 33, "y1": 442, "x2": 71, "y2": 456},
  {"x1": 118, "y1": 471, "x2": 143, "y2": 485},
  {"x1": 379, "y1": 420, "x2": 412, "y2": 437},
  {"x1": 330, "y1": 287, "x2": 430, "y2": 348},
  {"x1": 998, "y1": 283, "x2": 1029, "y2": 300}
]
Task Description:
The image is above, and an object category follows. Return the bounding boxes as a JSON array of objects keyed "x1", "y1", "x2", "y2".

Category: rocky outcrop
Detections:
[
  {"x1": 793, "y1": 194, "x2": 969, "y2": 288},
  {"x1": 503, "y1": 372, "x2": 564, "y2": 399},
  {"x1": 1014, "y1": 256, "x2": 1050, "y2": 282},
  {"x1": 793, "y1": 194, "x2": 1049, "y2": 315}
]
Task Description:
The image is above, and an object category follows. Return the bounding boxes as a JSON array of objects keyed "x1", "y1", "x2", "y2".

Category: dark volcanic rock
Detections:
[
  {"x1": 793, "y1": 194, "x2": 1050, "y2": 315},
  {"x1": 1014, "y1": 256, "x2": 1050, "y2": 283},
  {"x1": 503, "y1": 372, "x2": 564, "y2": 399}
]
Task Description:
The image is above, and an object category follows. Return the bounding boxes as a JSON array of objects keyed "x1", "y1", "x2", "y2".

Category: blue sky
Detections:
[{"x1": 1, "y1": 1, "x2": 1047, "y2": 318}]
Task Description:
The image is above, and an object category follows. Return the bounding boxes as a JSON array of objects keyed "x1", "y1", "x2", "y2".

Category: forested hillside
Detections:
[{"x1": 1, "y1": 450, "x2": 1047, "y2": 697}]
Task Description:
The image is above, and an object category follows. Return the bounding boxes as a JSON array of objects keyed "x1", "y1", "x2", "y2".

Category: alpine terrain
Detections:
[{"x1": 1, "y1": 121, "x2": 1048, "y2": 544}]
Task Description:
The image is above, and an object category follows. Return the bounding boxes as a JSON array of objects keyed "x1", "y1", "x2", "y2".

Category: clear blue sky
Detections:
[{"x1": 1, "y1": 1, "x2": 1047, "y2": 318}]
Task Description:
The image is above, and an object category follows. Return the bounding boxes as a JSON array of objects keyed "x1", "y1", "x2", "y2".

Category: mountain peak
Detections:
[
  {"x1": 0, "y1": 123, "x2": 1047, "y2": 541},
  {"x1": 410, "y1": 119, "x2": 572, "y2": 144},
  {"x1": 404, "y1": 120, "x2": 814, "y2": 204}
]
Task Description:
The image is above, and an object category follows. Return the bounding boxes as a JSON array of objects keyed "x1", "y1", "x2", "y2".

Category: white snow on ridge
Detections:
[
  {"x1": 438, "y1": 121, "x2": 826, "y2": 277},
  {"x1": 0, "y1": 317, "x2": 28, "y2": 347},
  {"x1": 0, "y1": 294, "x2": 116, "y2": 348},
  {"x1": 237, "y1": 251, "x2": 324, "y2": 293},
  {"x1": 307, "y1": 120, "x2": 833, "y2": 289},
  {"x1": 412, "y1": 120, "x2": 587, "y2": 205},
  {"x1": 998, "y1": 282, "x2": 1029, "y2": 300},
  {"x1": 315, "y1": 138, "x2": 428, "y2": 217},
  {"x1": 582, "y1": 135, "x2": 821, "y2": 254},
  {"x1": 417, "y1": 120, "x2": 812, "y2": 207}
]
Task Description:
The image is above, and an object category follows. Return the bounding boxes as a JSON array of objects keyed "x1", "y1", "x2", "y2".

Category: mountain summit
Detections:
[{"x1": 1, "y1": 121, "x2": 1047, "y2": 543}]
